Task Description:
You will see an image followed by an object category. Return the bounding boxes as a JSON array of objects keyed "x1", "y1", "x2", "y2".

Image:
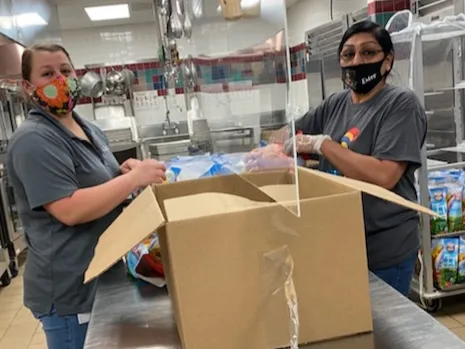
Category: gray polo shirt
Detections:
[
  {"x1": 7, "y1": 108, "x2": 123, "y2": 316},
  {"x1": 296, "y1": 85, "x2": 427, "y2": 270}
]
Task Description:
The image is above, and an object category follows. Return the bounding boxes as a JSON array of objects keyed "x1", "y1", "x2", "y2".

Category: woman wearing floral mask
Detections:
[
  {"x1": 250, "y1": 21, "x2": 427, "y2": 296},
  {"x1": 6, "y1": 44, "x2": 166, "y2": 349}
]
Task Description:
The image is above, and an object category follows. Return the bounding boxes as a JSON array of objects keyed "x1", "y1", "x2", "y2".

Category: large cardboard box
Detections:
[{"x1": 85, "y1": 168, "x2": 434, "y2": 349}]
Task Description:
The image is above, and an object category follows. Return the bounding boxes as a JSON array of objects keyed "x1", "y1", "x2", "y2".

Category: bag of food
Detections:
[
  {"x1": 432, "y1": 238, "x2": 459, "y2": 289},
  {"x1": 458, "y1": 237, "x2": 465, "y2": 283},
  {"x1": 429, "y1": 186, "x2": 448, "y2": 235},
  {"x1": 125, "y1": 234, "x2": 166, "y2": 287},
  {"x1": 446, "y1": 183, "x2": 463, "y2": 232}
]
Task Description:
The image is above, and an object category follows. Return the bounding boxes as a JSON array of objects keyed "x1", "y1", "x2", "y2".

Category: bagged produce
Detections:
[
  {"x1": 458, "y1": 237, "x2": 465, "y2": 283},
  {"x1": 167, "y1": 156, "x2": 217, "y2": 181},
  {"x1": 163, "y1": 153, "x2": 249, "y2": 182},
  {"x1": 449, "y1": 169, "x2": 462, "y2": 182},
  {"x1": 432, "y1": 238, "x2": 459, "y2": 289},
  {"x1": 446, "y1": 183, "x2": 463, "y2": 232},
  {"x1": 429, "y1": 186, "x2": 448, "y2": 235},
  {"x1": 458, "y1": 172, "x2": 465, "y2": 227}
]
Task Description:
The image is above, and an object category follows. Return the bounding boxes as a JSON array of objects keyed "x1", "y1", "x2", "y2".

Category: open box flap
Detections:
[
  {"x1": 163, "y1": 184, "x2": 299, "y2": 221},
  {"x1": 84, "y1": 186, "x2": 165, "y2": 283},
  {"x1": 301, "y1": 168, "x2": 439, "y2": 217},
  {"x1": 164, "y1": 192, "x2": 267, "y2": 221}
]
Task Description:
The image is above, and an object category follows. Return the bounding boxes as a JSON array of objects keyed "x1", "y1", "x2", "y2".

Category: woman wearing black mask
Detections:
[{"x1": 256, "y1": 20, "x2": 427, "y2": 296}]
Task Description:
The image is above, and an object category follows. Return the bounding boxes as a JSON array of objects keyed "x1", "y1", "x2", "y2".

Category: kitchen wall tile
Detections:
[{"x1": 48, "y1": 21, "x2": 310, "y2": 124}]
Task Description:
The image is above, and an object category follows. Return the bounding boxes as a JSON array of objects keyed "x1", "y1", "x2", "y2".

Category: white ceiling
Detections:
[{"x1": 44, "y1": 0, "x2": 300, "y2": 30}]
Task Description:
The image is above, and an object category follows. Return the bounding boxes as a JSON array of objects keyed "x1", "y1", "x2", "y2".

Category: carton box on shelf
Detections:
[{"x1": 85, "y1": 168, "x2": 435, "y2": 349}]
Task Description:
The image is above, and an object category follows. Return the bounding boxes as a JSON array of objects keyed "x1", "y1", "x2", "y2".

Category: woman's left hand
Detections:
[
  {"x1": 120, "y1": 158, "x2": 142, "y2": 174},
  {"x1": 245, "y1": 144, "x2": 294, "y2": 172},
  {"x1": 284, "y1": 134, "x2": 331, "y2": 155}
]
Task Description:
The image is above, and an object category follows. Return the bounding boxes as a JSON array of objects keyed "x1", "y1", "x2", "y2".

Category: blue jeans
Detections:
[
  {"x1": 33, "y1": 307, "x2": 88, "y2": 349},
  {"x1": 371, "y1": 252, "x2": 418, "y2": 296}
]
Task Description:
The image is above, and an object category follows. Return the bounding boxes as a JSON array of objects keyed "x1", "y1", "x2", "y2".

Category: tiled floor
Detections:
[
  {"x1": 433, "y1": 297, "x2": 465, "y2": 341},
  {"x1": 3, "y1": 258, "x2": 465, "y2": 349},
  {"x1": 0, "y1": 264, "x2": 46, "y2": 349}
]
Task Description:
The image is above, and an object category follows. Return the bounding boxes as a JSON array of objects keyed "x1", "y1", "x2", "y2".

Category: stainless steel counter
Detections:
[{"x1": 84, "y1": 262, "x2": 465, "y2": 349}]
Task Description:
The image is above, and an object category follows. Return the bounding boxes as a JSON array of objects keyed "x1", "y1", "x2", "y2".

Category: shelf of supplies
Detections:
[{"x1": 431, "y1": 230, "x2": 465, "y2": 239}]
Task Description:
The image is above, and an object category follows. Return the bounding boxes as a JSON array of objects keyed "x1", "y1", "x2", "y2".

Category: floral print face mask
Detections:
[{"x1": 31, "y1": 75, "x2": 81, "y2": 116}]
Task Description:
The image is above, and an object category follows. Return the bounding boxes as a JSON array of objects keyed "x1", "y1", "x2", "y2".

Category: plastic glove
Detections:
[
  {"x1": 284, "y1": 134, "x2": 331, "y2": 156},
  {"x1": 245, "y1": 144, "x2": 294, "y2": 172}
]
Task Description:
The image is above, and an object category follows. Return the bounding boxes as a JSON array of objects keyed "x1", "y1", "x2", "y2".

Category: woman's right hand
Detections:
[{"x1": 128, "y1": 159, "x2": 166, "y2": 188}]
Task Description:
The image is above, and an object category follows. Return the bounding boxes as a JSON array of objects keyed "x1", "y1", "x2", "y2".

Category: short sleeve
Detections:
[
  {"x1": 373, "y1": 104, "x2": 427, "y2": 169},
  {"x1": 293, "y1": 92, "x2": 343, "y2": 135},
  {"x1": 294, "y1": 104, "x2": 324, "y2": 135},
  {"x1": 11, "y1": 132, "x2": 79, "y2": 210}
]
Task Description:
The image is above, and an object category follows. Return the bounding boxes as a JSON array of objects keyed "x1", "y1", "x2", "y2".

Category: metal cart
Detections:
[
  {"x1": 0, "y1": 166, "x2": 25, "y2": 279},
  {"x1": 0, "y1": 165, "x2": 19, "y2": 286},
  {"x1": 388, "y1": 16, "x2": 465, "y2": 312}
]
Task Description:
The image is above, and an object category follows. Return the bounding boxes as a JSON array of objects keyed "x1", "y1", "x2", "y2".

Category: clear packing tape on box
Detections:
[
  {"x1": 125, "y1": 239, "x2": 300, "y2": 349},
  {"x1": 263, "y1": 246, "x2": 299, "y2": 349}
]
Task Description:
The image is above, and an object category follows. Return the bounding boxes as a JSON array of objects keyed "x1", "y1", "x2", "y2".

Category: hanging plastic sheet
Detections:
[
  {"x1": 149, "y1": 0, "x2": 301, "y2": 218},
  {"x1": 118, "y1": 1, "x2": 302, "y2": 348}
]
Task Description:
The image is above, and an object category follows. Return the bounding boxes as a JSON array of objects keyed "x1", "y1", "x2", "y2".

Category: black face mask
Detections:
[{"x1": 341, "y1": 59, "x2": 386, "y2": 95}]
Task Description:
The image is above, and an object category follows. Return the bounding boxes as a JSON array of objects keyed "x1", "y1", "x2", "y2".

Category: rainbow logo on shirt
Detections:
[{"x1": 341, "y1": 128, "x2": 360, "y2": 148}]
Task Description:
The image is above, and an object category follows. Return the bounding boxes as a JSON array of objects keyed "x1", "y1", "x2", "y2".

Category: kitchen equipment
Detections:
[
  {"x1": 182, "y1": 56, "x2": 197, "y2": 90},
  {"x1": 138, "y1": 122, "x2": 190, "y2": 159},
  {"x1": 93, "y1": 104, "x2": 126, "y2": 120},
  {"x1": 183, "y1": 0, "x2": 192, "y2": 40},
  {"x1": 148, "y1": 139, "x2": 191, "y2": 161},
  {"x1": 0, "y1": 79, "x2": 20, "y2": 92},
  {"x1": 183, "y1": 0, "x2": 194, "y2": 19},
  {"x1": 160, "y1": 0, "x2": 169, "y2": 15},
  {"x1": 190, "y1": 118, "x2": 213, "y2": 153},
  {"x1": 219, "y1": 0, "x2": 243, "y2": 21},
  {"x1": 0, "y1": 43, "x2": 25, "y2": 79},
  {"x1": 80, "y1": 71, "x2": 104, "y2": 98},
  {"x1": 105, "y1": 70, "x2": 127, "y2": 96},
  {"x1": 210, "y1": 126, "x2": 255, "y2": 153},
  {"x1": 162, "y1": 119, "x2": 180, "y2": 136},
  {"x1": 176, "y1": 0, "x2": 184, "y2": 16},
  {"x1": 189, "y1": 58, "x2": 197, "y2": 82},
  {"x1": 191, "y1": 0, "x2": 202, "y2": 18},
  {"x1": 0, "y1": 165, "x2": 22, "y2": 286},
  {"x1": 121, "y1": 69, "x2": 136, "y2": 86},
  {"x1": 92, "y1": 117, "x2": 139, "y2": 153},
  {"x1": 170, "y1": 0, "x2": 183, "y2": 39}
]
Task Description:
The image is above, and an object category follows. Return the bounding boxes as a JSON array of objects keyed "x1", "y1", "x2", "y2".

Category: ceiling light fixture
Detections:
[
  {"x1": 217, "y1": 0, "x2": 260, "y2": 13},
  {"x1": 0, "y1": 12, "x2": 47, "y2": 29},
  {"x1": 85, "y1": 4, "x2": 130, "y2": 21},
  {"x1": 241, "y1": 0, "x2": 260, "y2": 9},
  {"x1": 16, "y1": 13, "x2": 48, "y2": 27}
]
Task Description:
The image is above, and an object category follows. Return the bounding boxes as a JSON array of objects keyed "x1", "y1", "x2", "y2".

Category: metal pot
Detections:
[
  {"x1": 121, "y1": 69, "x2": 136, "y2": 86},
  {"x1": 105, "y1": 70, "x2": 127, "y2": 96},
  {"x1": 80, "y1": 71, "x2": 104, "y2": 98}
]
